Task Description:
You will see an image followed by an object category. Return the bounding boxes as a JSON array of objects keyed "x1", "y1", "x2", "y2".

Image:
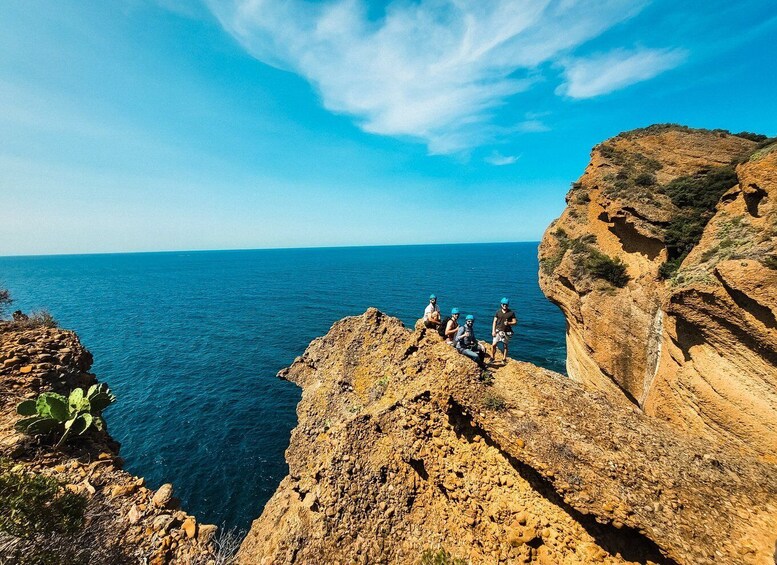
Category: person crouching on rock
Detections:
[
  {"x1": 491, "y1": 297, "x2": 517, "y2": 362},
  {"x1": 423, "y1": 294, "x2": 441, "y2": 329},
  {"x1": 454, "y1": 315, "x2": 486, "y2": 368},
  {"x1": 439, "y1": 307, "x2": 460, "y2": 344}
]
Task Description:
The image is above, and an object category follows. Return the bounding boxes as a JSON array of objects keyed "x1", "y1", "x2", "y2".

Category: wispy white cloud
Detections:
[
  {"x1": 206, "y1": 0, "x2": 682, "y2": 153},
  {"x1": 513, "y1": 119, "x2": 551, "y2": 133},
  {"x1": 557, "y1": 47, "x2": 687, "y2": 99},
  {"x1": 485, "y1": 151, "x2": 520, "y2": 166}
]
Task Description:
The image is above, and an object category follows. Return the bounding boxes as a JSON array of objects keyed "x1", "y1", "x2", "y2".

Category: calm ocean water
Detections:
[{"x1": 0, "y1": 243, "x2": 566, "y2": 531}]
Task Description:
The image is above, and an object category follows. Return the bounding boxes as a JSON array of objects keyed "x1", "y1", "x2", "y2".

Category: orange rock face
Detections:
[
  {"x1": 538, "y1": 125, "x2": 776, "y2": 457},
  {"x1": 238, "y1": 310, "x2": 777, "y2": 565}
]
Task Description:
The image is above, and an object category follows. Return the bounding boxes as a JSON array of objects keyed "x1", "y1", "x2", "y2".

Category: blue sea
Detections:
[{"x1": 0, "y1": 243, "x2": 566, "y2": 532}]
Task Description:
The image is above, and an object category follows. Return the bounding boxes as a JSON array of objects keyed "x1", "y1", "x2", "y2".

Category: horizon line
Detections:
[{"x1": 0, "y1": 239, "x2": 542, "y2": 260}]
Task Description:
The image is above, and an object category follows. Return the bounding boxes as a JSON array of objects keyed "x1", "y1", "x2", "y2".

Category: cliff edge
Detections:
[
  {"x1": 0, "y1": 322, "x2": 218, "y2": 564},
  {"x1": 538, "y1": 125, "x2": 776, "y2": 458},
  {"x1": 238, "y1": 309, "x2": 777, "y2": 564}
]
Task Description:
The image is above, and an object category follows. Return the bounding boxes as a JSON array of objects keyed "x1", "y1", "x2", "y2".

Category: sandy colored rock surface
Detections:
[
  {"x1": 238, "y1": 309, "x2": 777, "y2": 565},
  {"x1": 538, "y1": 126, "x2": 776, "y2": 457}
]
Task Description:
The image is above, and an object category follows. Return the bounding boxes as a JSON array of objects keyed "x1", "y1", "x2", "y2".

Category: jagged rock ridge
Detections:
[{"x1": 238, "y1": 309, "x2": 777, "y2": 564}]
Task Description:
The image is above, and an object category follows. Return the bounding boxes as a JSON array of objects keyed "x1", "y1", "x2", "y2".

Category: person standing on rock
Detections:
[
  {"x1": 423, "y1": 294, "x2": 441, "y2": 329},
  {"x1": 491, "y1": 297, "x2": 517, "y2": 362},
  {"x1": 454, "y1": 315, "x2": 486, "y2": 368}
]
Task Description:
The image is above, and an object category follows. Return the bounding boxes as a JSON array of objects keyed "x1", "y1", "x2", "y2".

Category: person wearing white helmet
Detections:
[
  {"x1": 491, "y1": 297, "x2": 517, "y2": 362},
  {"x1": 423, "y1": 294, "x2": 441, "y2": 329}
]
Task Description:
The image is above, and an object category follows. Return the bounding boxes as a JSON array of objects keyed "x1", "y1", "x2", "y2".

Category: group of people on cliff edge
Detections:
[{"x1": 422, "y1": 294, "x2": 517, "y2": 369}]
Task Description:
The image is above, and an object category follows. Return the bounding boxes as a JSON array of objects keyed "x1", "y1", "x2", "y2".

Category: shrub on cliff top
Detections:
[
  {"x1": 0, "y1": 288, "x2": 11, "y2": 319},
  {"x1": 733, "y1": 131, "x2": 768, "y2": 142},
  {"x1": 749, "y1": 141, "x2": 777, "y2": 162},
  {"x1": 419, "y1": 548, "x2": 467, "y2": 565},
  {"x1": 483, "y1": 392, "x2": 506, "y2": 411},
  {"x1": 10, "y1": 310, "x2": 58, "y2": 329},
  {"x1": 0, "y1": 458, "x2": 87, "y2": 538},
  {"x1": 31, "y1": 310, "x2": 57, "y2": 328},
  {"x1": 0, "y1": 287, "x2": 58, "y2": 328},
  {"x1": 598, "y1": 145, "x2": 662, "y2": 200}
]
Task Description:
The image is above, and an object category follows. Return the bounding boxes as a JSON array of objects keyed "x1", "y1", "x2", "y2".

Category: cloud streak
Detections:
[
  {"x1": 557, "y1": 47, "x2": 687, "y2": 99},
  {"x1": 485, "y1": 151, "x2": 520, "y2": 166},
  {"x1": 207, "y1": 0, "x2": 682, "y2": 153}
]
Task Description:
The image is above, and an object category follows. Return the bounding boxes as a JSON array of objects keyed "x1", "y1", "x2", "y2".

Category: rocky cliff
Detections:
[
  {"x1": 0, "y1": 322, "x2": 218, "y2": 564},
  {"x1": 538, "y1": 125, "x2": 776, "y2": 458},
  {"x1": 238, "y1": 309, "x2": 777, "y2": 564},
  {"x1": 6, "y1": 125, "x2": 775, "y2": 565}
]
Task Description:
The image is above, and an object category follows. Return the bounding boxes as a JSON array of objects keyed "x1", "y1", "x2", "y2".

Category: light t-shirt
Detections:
[{"x1": 423, "y1": 303, "x2": 440, "y2": 321}]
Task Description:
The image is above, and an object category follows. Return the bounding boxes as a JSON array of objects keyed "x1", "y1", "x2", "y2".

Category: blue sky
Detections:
[{"x1": 1, "y1": 0, "x2": 775, "y2": 255}]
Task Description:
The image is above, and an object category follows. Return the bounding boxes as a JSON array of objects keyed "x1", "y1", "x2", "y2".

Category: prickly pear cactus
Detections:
[{"x1": 15, "y1": 385, "x2": 116, "y2": 447}]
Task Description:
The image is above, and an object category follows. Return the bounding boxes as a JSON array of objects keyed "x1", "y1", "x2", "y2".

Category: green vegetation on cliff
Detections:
[
  {"x1": 16, "y1": 385, "x2": 116, "y2": 447},
  {"x1": 542, "y1": 230, "x2": 630, "y2": 288},
  {"x1": 0, "y1": 458, "x2": 87, "y2": 538},
  {"x1": 658, "y1": 165, "x2": 739, "y2": 279},
  {"x1": 420, "y1": 548, "x2": 468, "y2": 565}
]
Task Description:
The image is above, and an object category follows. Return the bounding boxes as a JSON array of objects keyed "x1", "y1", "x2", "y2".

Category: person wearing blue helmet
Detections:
[
  {"x1": 439, "y1": 307, "x2": 460, "y2": 344},
  {"x1": 454, "y1": 314, "x2": 486, "y2": 368},
  {"x1": 423, "y1": 294, "x2": 441, "y2": 329},
  {"x1": 491, "y1": 297, "x2": 517, "y2": 362}
]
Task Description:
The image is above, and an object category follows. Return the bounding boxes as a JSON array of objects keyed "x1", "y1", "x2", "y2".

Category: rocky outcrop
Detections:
[
  {"x1": 238, "y1": 309, "x2": 777, "y2": 564},
  {"x1": 538, "y1": 126, "x2": 777, "y2": 457},
  {"x1": 0, "y1": 322, "x2": 217, "y2": 564}
]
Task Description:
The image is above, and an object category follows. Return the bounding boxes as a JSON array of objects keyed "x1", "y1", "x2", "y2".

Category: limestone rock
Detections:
[
  {"x1": 153, "y1": 514, "x2": 174, "y2": 532},
  {"x1": 198, "y1": 524, "x2": 218, "y2": 545},
  {"x1": 182, "y1": 517, "x2": 197, "y2": 539},
  {"x1": 128, "y1": 504, "x2": 141, "y2": 524},
  {"x1": 152, "y1": 483, "x2": 174, "y2": 507},
  {"x1": 538, "y1": 126, "x2": 777, "y2": 457},
  {"x1": 237, "y1": 309, "x2": 777, "y2": 565},
  {"x1": 3, "y1": 357, "x2": 21, "y2": 368}
]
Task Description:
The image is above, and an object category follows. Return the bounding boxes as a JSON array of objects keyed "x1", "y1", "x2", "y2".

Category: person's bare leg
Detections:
[{"x1": 502, "y1": 344, "x2": 509, "y2": 362}]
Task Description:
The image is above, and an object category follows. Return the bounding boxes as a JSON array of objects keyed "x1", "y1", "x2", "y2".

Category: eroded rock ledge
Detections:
[
  {"x1": 0, "y1": 323, "x2": 216, "y2": 564},
  {"x1": 238, "y1": 309, "x2": 777, "y2": 565}
]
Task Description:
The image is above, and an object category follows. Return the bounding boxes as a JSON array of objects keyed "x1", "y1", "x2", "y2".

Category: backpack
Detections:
[{"x1": 437, "y1": 316, "x2": 451, "y2": 338}]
